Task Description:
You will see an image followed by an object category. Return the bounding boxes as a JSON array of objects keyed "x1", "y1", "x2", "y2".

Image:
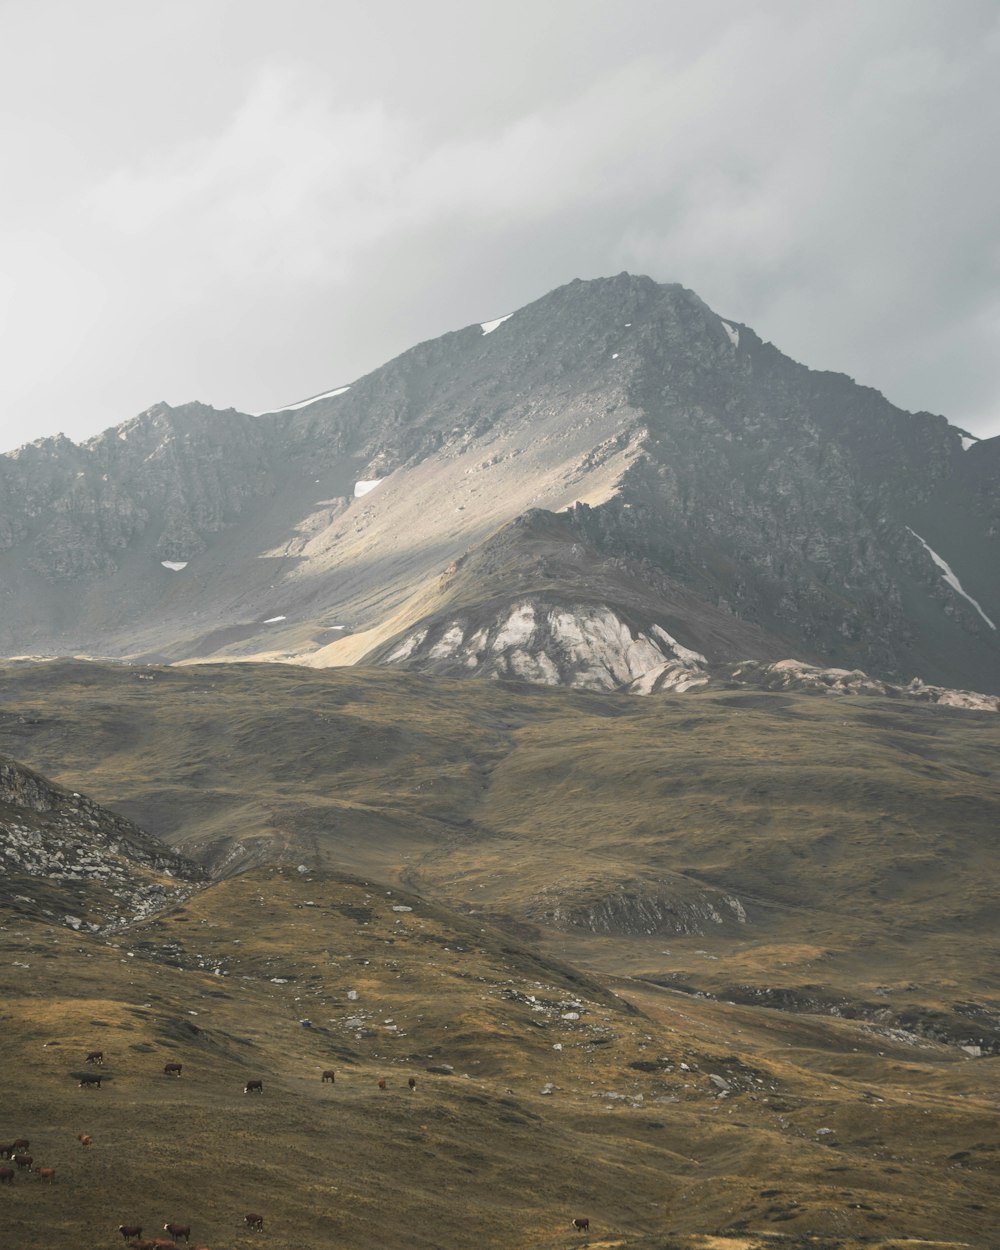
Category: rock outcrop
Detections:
[{"x1": 0, "y1": 755, "x2": 206, "y2": 930}]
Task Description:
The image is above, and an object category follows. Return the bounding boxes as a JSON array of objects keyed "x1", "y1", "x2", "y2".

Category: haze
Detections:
[{"x1": 2, "y1": 0, "x2": 998, "y2": 454}]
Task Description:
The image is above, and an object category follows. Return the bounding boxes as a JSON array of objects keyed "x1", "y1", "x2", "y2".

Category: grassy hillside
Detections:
[
  {"x1": 1, "y1": 866, "x2": 996, "y2": 1249},
  {"x1": 1, "y1": 659, "x2": 999, "y2": 1245}
]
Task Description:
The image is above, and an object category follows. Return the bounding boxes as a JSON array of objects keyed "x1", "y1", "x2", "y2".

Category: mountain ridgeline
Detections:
[{"x1": 2, "y1": 274, "x2": 997, "y2": 693}]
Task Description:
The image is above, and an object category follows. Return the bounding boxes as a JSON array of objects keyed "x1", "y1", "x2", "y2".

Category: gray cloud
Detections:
[{"x1": 1, "y1": 0, "x2": 998, "y2": 452}]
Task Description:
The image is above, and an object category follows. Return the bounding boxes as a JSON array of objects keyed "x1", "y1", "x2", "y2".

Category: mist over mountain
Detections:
[{"x1": 2, "y1": 274, "x2": 997, "y2": 694}]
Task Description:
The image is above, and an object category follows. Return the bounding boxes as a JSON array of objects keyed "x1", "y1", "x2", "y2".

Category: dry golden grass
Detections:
[
  {"x1": 2, "y1": 866, "x2": 999, "y2": 1249},
  {"x1": 1, "y1": 661, "x2": 999, "y2": 1246}
]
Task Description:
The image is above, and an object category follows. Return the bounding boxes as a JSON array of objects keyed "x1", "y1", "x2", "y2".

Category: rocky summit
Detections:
[{"x1": 1, "y1": 274, "x2": 997, "y2": 695}]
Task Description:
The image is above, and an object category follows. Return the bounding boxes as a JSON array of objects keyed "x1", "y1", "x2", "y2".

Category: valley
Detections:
[
  {"x1": 1, "y1": 660, "x2": 998, "y2": 1248},
  {"x1": 2, "y1": 273, "x2": 998, "y2": 1249}
]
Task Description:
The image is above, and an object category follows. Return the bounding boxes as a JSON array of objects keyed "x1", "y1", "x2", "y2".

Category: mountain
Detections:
[{"x1": 1, "y1": 274, "x2": 997, "y2": 694}]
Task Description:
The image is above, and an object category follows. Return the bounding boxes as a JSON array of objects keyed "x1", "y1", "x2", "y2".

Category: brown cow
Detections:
[
  {"x1": 163, "y1": 1223, "x2": 191, "y2": 1242},
  {"x1": 244, "y1": 1213, "x2": 264, "y2": 1231},
  {"x1": 377, "y1": 1078, "x2": 387, "y2": 1090},
  {"x1": 11, "y1": 1138, "x2": 29, "y2": 1151},
  {"x1": 408, "y1": 1077, "x2": 416, "y2": 1090},
  {"x1": 244, "y1": 1079, "x2": 263, "y2": 1094},
  {"x1": 117, "y1": 1225, "x2": 142, "y2": 1240},
  {"x1": 572, "y1": 1217, "x2": 590, "y2": 1232},
  {"x1": 86, "y1": 1050, "x2": 104, "y2": 1065},
  {"x1": 79, "y1": 1074, "x2": 102, "y2": 1088},
  {"x1": 163, "y1": 1063, "x2": 183, "y2": 1077},
  {"x1": 321, "y1": 1070, "x2": 335, "y2": 1083},
  {"x1": 0, "y1": 1145, "x2": 12, "y2": 1159},
  {"x1": 130, "y1": 1242, "x2": 158, "y2": 1250},
  {"x1": 78, "y1": 1133, "x2": 93, "y2": 1146},
  {"x1": 34, "y1": 1166, "x2": 56, "y2": 1183},
  {"x1": 0, "y1": 1167, "x2": 13, "y2": 1183},
  {"x1": 13, "y1": 1154, "x2": 32, "y2": 1170}
]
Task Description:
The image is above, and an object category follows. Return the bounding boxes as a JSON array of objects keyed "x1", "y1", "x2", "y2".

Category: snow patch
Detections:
[
  {"x1": 906, "y1": 528, "x2": 996, "y2": 630},
  {"x1": 354, "y1": 479, "x2": 383, "y2": 497},
  {"x1": 720, "y1": 320, "x2": 739, "y2": 348},
  {"x1": 160, "y1": 561, "x2": 188, "y2": 572},
  {"x1": 268, "y1": 385, "x2": 351, "y2": 414},
  {"x1": 480, "y1": 313, "x2": 513, "y2": 335}
]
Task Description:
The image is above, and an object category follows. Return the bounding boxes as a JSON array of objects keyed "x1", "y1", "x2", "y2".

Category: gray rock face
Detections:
[
  {"x1": 380, "y1": 599, "x2": 704, "y2": 691},
  {"x1": 0, "y1": 755, "x2": 205, "y2": 930},
  {"x1": 526, "y1": 874, "x2": 749, "y2": 937},
  {"x1": 0, "y1": 274, "x2": 997, "y2": 693}
]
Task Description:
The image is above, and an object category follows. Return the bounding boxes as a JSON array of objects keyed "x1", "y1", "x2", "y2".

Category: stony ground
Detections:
[
  {"x1": 2, "y1": 866, "x2": 997, "y2": 1250},
  {"x1": 1, "y1": 661, "x2": 998, "y2": 1247}
]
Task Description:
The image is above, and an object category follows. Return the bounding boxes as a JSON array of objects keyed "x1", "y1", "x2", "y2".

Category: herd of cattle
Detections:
[{"x1": 4, "y1": 1047, "x2": 590, "y2": 1243}]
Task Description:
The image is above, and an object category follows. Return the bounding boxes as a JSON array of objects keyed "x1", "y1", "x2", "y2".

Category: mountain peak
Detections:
[{"x1": 0, "y1": 276, "x2": 996, "y2": 694}]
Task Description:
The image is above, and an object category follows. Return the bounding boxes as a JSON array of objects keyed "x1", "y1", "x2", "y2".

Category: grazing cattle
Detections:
[
  {"x1": 377, "y1": 1078, "x2": 387, "y2": 1090},
  {"x1": 244, "y1": 1079, "x2": 263, "y2": 1094},
  {"x1": 11, "y1": 1139, "x2": 29, "y2": 1151},
  {"x1": 34, "y1": 1166, "x2": 56, "y2": 1183},
  {"x1": 408, "y1": 1077, "x2": 416, "y2": 1090},
  {"x1": 86, "y1": 1050, "x2": 104, "y2": 1065},
  {"x1": 79, "y1": 1074, "x2": 102, "y2": 1088},
  {"x1": 163, "y1": 1223, "x2": 191, "y2": 1242},
  {"x1": 13, "y1": 1155, "x2": 32, "y2": 1171},
  {"x1": 572, "y1": 1217, "x2": 590, "y2": 1232},
  {"x1": 117, "y1": 1224, "x2": 142, "y2": 1240},
  {"x1": 244, "y1": 1213, "x2": 264, "y2": 1231},
  {"x1": 163, "y1": 1063, "x2": 183, "y2": 1077},
  {"x1": 321, "y1": 1070, "x2": 335, "y2": 1083},
  {"x1": 0, "y1": 1145, "x2": 12, "y2": 1159},
  {"x1": 152, "y1": 1241, "x2": 182, "y2": 1250},
  {"x1": 0, "y1": 1167, "x2": 13, "y2": 1183},
  {"x1": 130, "y1": 1242, "x2": 158, "y2": 1250},
  {"x1": 78, "y1": 1133, "x2": 93, "y2": 1146}
]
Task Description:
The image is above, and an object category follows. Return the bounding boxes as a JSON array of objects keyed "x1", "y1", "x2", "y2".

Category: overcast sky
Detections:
[{"x1": 2, "y1": 0, "x2": 998, "y2": 454}]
